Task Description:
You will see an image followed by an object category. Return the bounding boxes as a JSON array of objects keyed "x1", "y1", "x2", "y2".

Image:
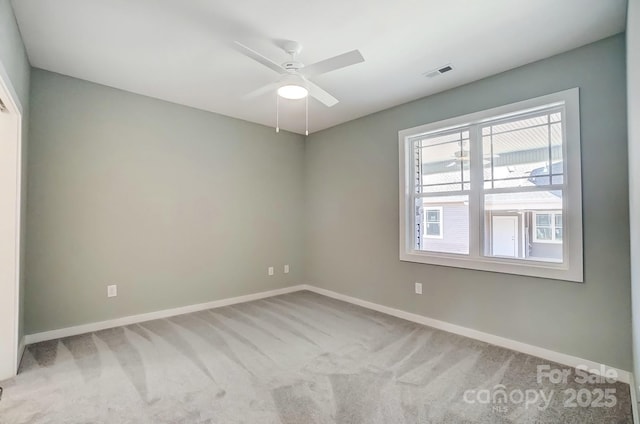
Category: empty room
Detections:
[{"x1": 1, "y1": 0, "x2": 640, "y2": 423}]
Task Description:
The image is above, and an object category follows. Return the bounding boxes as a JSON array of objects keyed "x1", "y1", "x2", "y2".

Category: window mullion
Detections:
[{"x1": 468, "y1": 124, "x2": 483, "y2": 259}]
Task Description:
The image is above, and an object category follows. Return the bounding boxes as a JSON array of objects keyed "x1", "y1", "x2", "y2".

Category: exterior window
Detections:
[
  {"x1": 399, "y1": 88, "x2": 583, "y2": 282},
  {"x1": 534, "y1": 212, "x2": 562, "y2": 243},
  {"x1": 424, "y1": 207, "x2": 443, "y2": 239}
]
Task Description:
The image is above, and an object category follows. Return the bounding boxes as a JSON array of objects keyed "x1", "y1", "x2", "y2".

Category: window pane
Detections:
[
  {"x1": 415, "y1": 196, "x2": 468, "y2": 254},
  {"x1": 482, "y1": 111, "x2": 564, "y2": 189},
  {"x1": 427, "y1": 210, "x2": 440, "y2": 222},
  {"x1": 551, "y1": 123, "x2": 563, "y2": 163},
  {"x1": 484, "y1": 191, "x2": 563, "y2": 263},
  {"x1": 414, "y1": 129, "x2": 470, "y2": 194},
  {"x1": 482, "y1": 136, "x2": 493, "y2": 181},
  {"x1": 536, "y1": 227, "x2": 552, "y2": 240},
  {"x1": 554, "y1": 214, "x2": 563, "y2": 241},
  {"x1": 420, "y1": 141, "x2": 464, "y2": 186},
  {"x1": 490, "y1": 114, "x2": 548, "y2": 134},
  {"x1": 536, "y1": 214, "x2": 551, "y2": 226},
  {"x1": 426, "y1": 223, "x2": 440, "y2": 236}
]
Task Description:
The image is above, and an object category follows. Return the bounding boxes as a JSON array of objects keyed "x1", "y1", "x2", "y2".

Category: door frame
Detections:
[{"x1": 0, "y1": 60, "x2": 23, "y2": 380}]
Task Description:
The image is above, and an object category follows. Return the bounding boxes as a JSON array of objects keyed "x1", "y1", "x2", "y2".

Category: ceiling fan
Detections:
[
  {"x1": 445, "y1": 150, "x2": 471, "y2": 167},
  {"x1": 445, "y1": 142, "x2": 497, "y2": 167},
  {"x1": 446, "y1": 141, "x2": 472, "y2": 168},
  {"x1": 234, "y1": 40, "x2": 364, "y2": 107}
]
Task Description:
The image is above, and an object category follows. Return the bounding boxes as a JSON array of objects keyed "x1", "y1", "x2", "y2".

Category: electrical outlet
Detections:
[
  {"x1": 414, "y1": 282, "x2": 423, "y2": 295},
  {"x1": 284, "y1": 264, "x2": 290, "y2": 274},
  {"x1": 107, "y1": 284, "x2": 117, "y2": 298},
  {"x1": 268, "y1": 267, "x2": 274, "y2": 276}
]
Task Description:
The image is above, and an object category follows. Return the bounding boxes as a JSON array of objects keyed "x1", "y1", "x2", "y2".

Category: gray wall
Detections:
[
  {"x1": 0, "y1": 0, "x2": 30, "y2": 346},
  {"x1": 0, "y1": 0, "x2": 29, "y2": 104},
  {"x1": 25, "y1": 69, "x2": 305, "y2": 333},
  {"x1": 305, "y1": 35, "x2": 632, "y2": 370},
  {"x1": 627, "y1": 0, "x2": 640, "y2": 392}
]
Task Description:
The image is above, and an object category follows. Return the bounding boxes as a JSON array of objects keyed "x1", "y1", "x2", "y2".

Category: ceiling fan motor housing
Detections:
[
  {"x1": 283, "y1": 40, "x2": 303, "y2": 56},
  {"x1": 282, "y1": 61, "x2": 304, "y2": 71}
]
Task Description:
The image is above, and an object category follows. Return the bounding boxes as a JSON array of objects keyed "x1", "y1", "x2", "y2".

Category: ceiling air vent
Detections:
[{"x1": 424, "y1": 64, "x2": 453, "y2": 78}]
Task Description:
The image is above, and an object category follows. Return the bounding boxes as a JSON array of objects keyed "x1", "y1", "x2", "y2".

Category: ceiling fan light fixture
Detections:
[{"x1": 277, "y1": 84, "x2": 308, "y2": 100}]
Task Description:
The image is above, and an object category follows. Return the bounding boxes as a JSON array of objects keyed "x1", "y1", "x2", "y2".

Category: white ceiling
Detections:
[{"x1": 12, "y1": 0, "x2": 627, "y2": 134}]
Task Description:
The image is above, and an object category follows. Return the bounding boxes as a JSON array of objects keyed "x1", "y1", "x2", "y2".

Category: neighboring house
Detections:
[{"x1": 420, "y1": 200, "x2": 470, "y2": 255}]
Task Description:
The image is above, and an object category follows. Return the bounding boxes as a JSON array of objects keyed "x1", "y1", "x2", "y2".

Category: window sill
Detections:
[
  {"x1": 533, "y1": 240, "x2": 563, "y2": 244},
  {"x1": 400, "y1": 250, "x2": 583, "y2": 283}
]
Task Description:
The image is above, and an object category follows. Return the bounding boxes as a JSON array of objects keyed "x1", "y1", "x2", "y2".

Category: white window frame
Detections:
[
  {"x1": 424, "y1": 207, "x2": 443, "y2": 239},
  {"x1": 398, "y1": 88, "x2": 583, "y2": 282},
  {"x1": 533, "y1": 211, "x2": 563, "y2": 244}
]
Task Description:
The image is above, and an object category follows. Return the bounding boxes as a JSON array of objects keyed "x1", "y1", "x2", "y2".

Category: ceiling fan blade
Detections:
[
  {"x1": 301, "y1": 50, "x2": 364, "y2": 77},
  {"x1": 233, "y1": 41, "x2": 286, "y2": 75},
  {"x1": 243, "y1": 81, "x2": 281, "y2": 99},
  {"x1": 306, "y1": 80, "x2": 339, "y2": 107}
]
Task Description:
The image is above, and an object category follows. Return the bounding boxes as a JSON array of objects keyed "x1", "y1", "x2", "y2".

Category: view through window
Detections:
[{"x1": 400, "y1": 89, "x2": 583, "y2": 281}]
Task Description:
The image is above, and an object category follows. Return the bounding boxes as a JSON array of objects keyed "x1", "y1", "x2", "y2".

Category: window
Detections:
[
  {"x1": 533, "y1": 211, "x2": 562, "y2": 243},
  {"x1": 424, "y1": 207, "x2": 443, "y2": 239},
  {"x1": 399, "y1": 88, "x2": 583, "y2": 282}
]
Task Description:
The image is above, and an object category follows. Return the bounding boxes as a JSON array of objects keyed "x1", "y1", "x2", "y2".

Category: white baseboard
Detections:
[
  {"x1": 24, "y1": 285, "x2": 307, "y2": 345},
  {"x1": 16, "y1": 336, "x2": 25, "y2": 374},
  {"x1": 24, "y1": 283, "x2": 632, "y2": 388},
  {"x1": 304, "y1": 286, "x2": 632, "y2": 385}
]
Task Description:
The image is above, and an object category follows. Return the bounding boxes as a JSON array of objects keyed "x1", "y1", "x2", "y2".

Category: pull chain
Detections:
[
  {"x1": 276, "y1": 95, "x2": 280, "y2": 133},
  {"x1": 275, "y1": 93, "x2": 310, "y2": 135},
  {"x1": 305, "y1": 96, "x2": 309, "y2": 136}
]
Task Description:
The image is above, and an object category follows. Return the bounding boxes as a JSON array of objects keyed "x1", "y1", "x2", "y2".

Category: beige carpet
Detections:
[{"x1": 0, "y1": 291, "x2": 632, "y2": 423}]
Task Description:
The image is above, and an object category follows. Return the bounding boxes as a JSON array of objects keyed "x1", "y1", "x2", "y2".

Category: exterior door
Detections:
[{"x1": 492, "y1": 215, "x2": 518, "y2": 257}]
